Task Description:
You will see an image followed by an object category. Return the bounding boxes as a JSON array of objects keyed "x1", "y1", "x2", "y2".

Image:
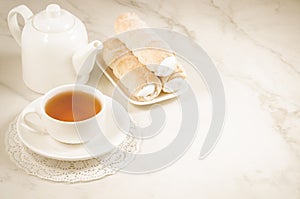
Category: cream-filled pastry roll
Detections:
[
  {"x1": 160, "y1": 65, "x2": 187, "y2": 93},
  {"x1": 103, "y1": 38, "x2": 162, "y2": 101},
  {"x1": 102, "y1": 37, "x2": 131, "y2": 67},
  {"x1": 114, "y1": 12, "x2": 148, "y2": 34},
  {"x1": 114, "y1": 12, "x2": 177, "y2": 77}
]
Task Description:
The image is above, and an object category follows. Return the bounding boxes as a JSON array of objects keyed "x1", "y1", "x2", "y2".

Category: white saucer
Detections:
[{"x1": 17, "y1": 96, "x2": 130, "y2": 161}]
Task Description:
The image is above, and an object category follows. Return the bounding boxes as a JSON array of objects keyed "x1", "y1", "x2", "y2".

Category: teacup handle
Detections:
[
  {"x1": 7, "y1": 5, "x2": 33, "y2": 46},
  {"x1": 19, "y1": 99, "x2": 47, "y2": 135}
]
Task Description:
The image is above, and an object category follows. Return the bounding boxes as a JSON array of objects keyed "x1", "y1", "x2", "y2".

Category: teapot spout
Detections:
[{"x1": 72, "y1": 40, "x2": 103, "y2": 82}]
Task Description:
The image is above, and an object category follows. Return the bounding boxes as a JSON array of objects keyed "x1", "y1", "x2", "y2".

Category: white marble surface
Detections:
[{"x1": 1, "y1": 0, "x2": 300, "y2": 198}]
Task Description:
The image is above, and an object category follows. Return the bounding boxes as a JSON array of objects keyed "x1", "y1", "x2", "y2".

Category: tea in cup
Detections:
[{"x1": 19, "y1": 84, "x2": 107, "y2": 144}]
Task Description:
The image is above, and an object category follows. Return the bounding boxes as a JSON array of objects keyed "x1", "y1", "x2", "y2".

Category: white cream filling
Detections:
[
  {"x1": 163, "y1": 78, "x2": 186, "y2": 93},
  {"x1": 146, "y1": 56, "x2": 177, "y2": 77},
  {"x1": 161, "y1": 56, "x2": 177, "y2": 69},
  {"x1": 159, "y1": 56, "x2": 177, "y2": 76},
  {"x1": 136, "y1": 84, "x2": 156, "y2": 97}
]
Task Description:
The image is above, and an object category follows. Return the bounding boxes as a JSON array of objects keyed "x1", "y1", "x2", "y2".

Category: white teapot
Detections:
[{"x1": 7, "y1": 4, "x2": 102, "y2": 93}]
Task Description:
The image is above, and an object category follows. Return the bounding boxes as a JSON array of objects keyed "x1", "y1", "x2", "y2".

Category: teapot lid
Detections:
[{"x1": 33, "y1": 4, "x2": 75, "y2": 33}]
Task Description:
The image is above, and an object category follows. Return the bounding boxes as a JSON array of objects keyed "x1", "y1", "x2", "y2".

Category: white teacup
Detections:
[{"x1": 19, "y1": 84, "x2": 107, "y2": 144}]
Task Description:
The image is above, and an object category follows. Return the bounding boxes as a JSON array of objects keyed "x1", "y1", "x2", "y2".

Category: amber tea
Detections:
[{"x1": 45, "y1": 91, "x2": 101, "y2": 122}]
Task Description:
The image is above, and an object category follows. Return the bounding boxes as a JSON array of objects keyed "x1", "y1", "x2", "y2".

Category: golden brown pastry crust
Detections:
[
  {"x1": 114, "y1": 12, "x2": 148, "y2": 34},
  {"x1": 160, "y1": 65, "x2": 187, "y2": 93},
  {"x1": 103, "y1": 37, "x2": 162, "y2": 101},
  {"x1": 114, "y1": 12, "x2": 177, "y2": 77}
]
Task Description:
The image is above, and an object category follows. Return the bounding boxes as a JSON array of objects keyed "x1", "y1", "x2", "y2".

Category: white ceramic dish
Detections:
[
  {"x1": 17, "y1": 96, "x2": 129, "y2": 161},
  {"x1": 96, "y1": 53, "x2": 185, "y2": 106}
]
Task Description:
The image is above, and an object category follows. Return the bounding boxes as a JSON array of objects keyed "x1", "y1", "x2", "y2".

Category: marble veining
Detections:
[
  {"x1": 229, "y1": 75, "x2": 300, "y2": 158},
  {"x1": 0, "y1": 0, "x2": 300, "y2": 198},
  {"x1": 113, "y1": 0, "x2": 197, "y2": 39}
]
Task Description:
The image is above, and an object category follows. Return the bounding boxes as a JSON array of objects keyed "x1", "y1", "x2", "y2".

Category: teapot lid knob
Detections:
[
  {"x1": 32, "y1": 4, "x2": 75, "y2": 33},
  {"x1": 46, "y1": 4, "x2": 61, "y2": 17}
]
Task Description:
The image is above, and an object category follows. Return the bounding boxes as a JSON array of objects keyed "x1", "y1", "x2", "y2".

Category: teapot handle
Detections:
[{"x1": 7, "y1": 5, "x2": 33, "y2": 46}]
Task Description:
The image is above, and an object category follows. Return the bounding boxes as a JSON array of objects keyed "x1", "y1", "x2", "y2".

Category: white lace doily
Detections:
[{"x1": 5, "y1": 119, "x2": 139, "y2": 183}]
